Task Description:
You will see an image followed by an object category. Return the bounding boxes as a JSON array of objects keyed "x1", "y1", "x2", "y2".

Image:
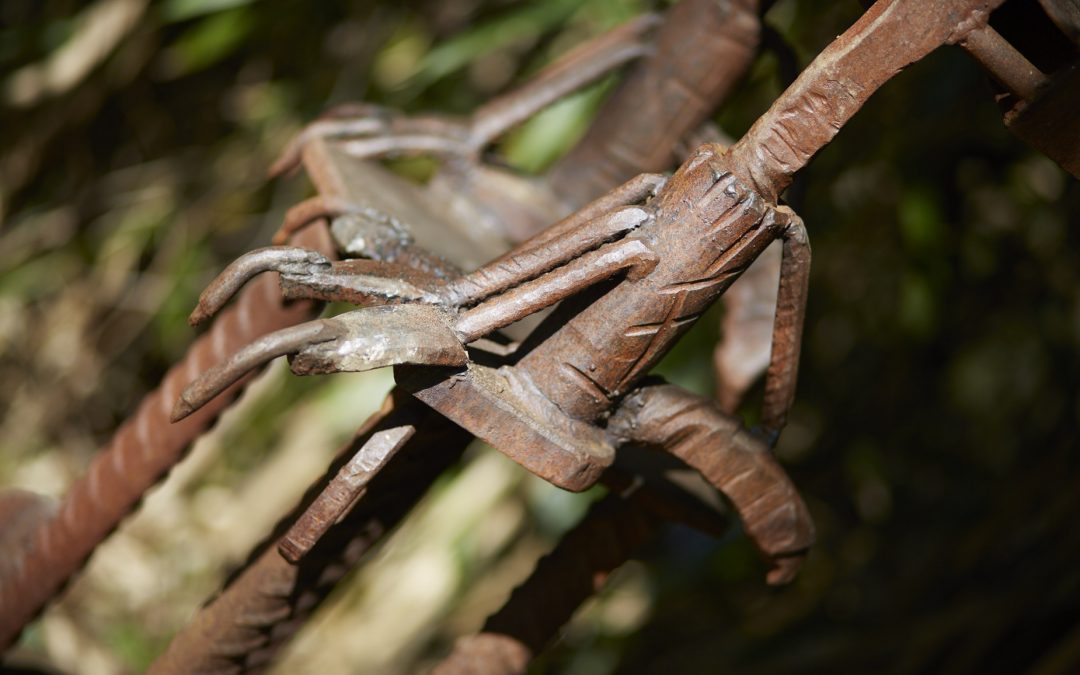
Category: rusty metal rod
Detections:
[
  {"x1": 726, "y1": 0, "x2": 1007, "y2": 202},
  {"x1": 959, "y1": 24, "x2": 1048, "y2": 101},
  {"x1": 278, "y1": 424, "x2": 414, "y2": 564},
  {"x1": 469, "y1": 13, "x2": 661, "y2": 147},
  {"x1": 170, "y1": 319, "x2": 344, "y2": 422},
  {"x1": 0, "y1": 225, "x2": 334, "y2": 651},
  {"x1": 148, "y1": 391, "x2": 472, "y2": 674},
  {"x1": 548, "y1": 0, "x2": 763, "y2": 209},
  {"x1": 189, "y1": 247, "x2": 332, "y2": 327},
  {"x1": 443, "y1": 206, "x2": 650, "y2": 307},
  {"x1": 454, "y1": 238, "x2": 658, "y2": 342},
  {"x1": 760, "y1": 213, "x2": 810, "y2": 438},
  {"x1": 432, "y1": 494, "x2": 661, "y2": 675}
]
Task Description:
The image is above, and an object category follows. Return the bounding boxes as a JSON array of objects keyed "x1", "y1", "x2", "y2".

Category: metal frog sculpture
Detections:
[
  {"x1": 173, "y1": 141, "x2": 816, "y2": 582},
  {"x1": 169, "y1": 0, "x2": 1080, "y2": 601}
]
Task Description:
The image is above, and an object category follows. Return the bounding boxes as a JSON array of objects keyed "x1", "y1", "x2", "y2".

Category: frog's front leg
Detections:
[
  {"x1": 172, "y1": 202, "x2": 659, "y2": 427},
  {"x1": 759, "y1": 208, "x2": 811, "y2": 442},
  {"x1": 187, "y1": 190, "x2": 657, "y2": 330}
]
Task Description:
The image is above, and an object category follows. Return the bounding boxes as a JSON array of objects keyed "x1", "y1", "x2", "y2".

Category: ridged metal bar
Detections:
[
  {"x1": 548, "y1": 0, "x2": 762, "y2": 209},
  {"x1": 433, "y1": 494, "x2": 661, "y2": 675},
  {"x1": 148, "y1": 391, "x2": 471, "y2": 674},
  {"x1": 0, "y1": 222, "x2": 334, "y2": 650}
]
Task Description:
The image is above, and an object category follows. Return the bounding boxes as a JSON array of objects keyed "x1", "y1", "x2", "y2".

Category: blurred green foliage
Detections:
[{"x1": 1, "y1": 0, "x2": 1078, "y2": 673}]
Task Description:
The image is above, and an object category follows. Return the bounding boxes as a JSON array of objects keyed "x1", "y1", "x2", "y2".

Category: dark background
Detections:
[{"x1": 1, "y1": 0, "x2": 1078, "y2": 673}]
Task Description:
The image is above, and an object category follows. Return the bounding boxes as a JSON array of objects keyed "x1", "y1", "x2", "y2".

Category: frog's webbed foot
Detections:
[{"x1": 172, "y1": 304, "x2": 466, "y2": 422}]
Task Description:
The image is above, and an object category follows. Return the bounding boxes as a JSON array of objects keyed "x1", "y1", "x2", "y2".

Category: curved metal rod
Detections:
[
  {"x1": 608, "y1": 383, "x2": 814, "y2": 585},
  {"x1": 171, "y1": 320, "x2": 342, "y2": 421},
  {"x1": 189, "y1": 247, "x2": 331, "y2": 326},
  {"x1": 338, "y1": 133, "x2": 472, "y2": 161},
  {"x1": 267, "y1": 14, "x2": 659, "y2": 179},
  {"x1": 273, "y1": 195, "x2": 362, "y2": 245},
  {"x1": 269, "y1": 106, "x2": 387, "y2": 178},
  {"x1": 468, "y1": 13, "x2": 660, "y2": 147},
  {"x1": 176, "y1": 304, "x2": 470, "y2": 421}
]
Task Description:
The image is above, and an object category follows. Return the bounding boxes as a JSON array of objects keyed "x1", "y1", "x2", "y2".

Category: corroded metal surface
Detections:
[
  {"x1": 401, "y1": 362, "x2": 616, "y2": 492},
  {"x1": 608, "y1": 383, "x2": 814, "y2": 585},
  {"x1": 0, "y1": 224, "x2": 333, "y2": 650},
  {"x1": 0, "y1": 491, "x2": 57, "y2": 589},
  {"x1": 960, "y1": 21, "x2": 1048, "y2": 101},
  {"x1": 148, "y1": 392, "x2": 472, "y2": 675},
  {"x1": 433, "y1": 495, "x2": 662, "y2": 675},
  {"x1": 279, "y1": 425, "x2": 414, "y2": 563},
  {"x1": 516, "y1": 153, "x2": 789, "y2": 423},
  {"x1": 14, "y1": 2, "x2": 1056, "y2": 671},
  {"x1": 549, "y1": 0, "x2": 763, "y2": 208}
]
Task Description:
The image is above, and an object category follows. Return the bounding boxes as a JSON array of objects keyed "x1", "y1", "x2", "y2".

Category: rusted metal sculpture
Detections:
[
  {"x1": 0, "y1": 5, "x2": 669, "y2": 653},
  {"x1": 163, "y1": 3, "x2": 1044, "y2": 671},
  {"x1": 147, "y1": 2, "x2": 777, "y2": 671},
  {"x1": 8, "y1": 0, "x2": 1077, "y2": 672},
  {"x1": 174, "y1": 125, "x2": 816, "y2": 575},
  {"x1": 179, "y1": 0, "x2": 928, "y2": 579},
  {"x1": 177, "y1": 0, "x2": 1027, "y2": 572}
]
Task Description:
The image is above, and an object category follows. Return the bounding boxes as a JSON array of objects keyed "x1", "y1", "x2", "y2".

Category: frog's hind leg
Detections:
[{"x1": 608, "y1": 381, "x2": 814, "y2": 585}]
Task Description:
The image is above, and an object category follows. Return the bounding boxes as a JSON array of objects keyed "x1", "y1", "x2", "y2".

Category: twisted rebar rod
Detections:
[{"x1": 0, "y1": 224, "x2": 334, "y2": 650}]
